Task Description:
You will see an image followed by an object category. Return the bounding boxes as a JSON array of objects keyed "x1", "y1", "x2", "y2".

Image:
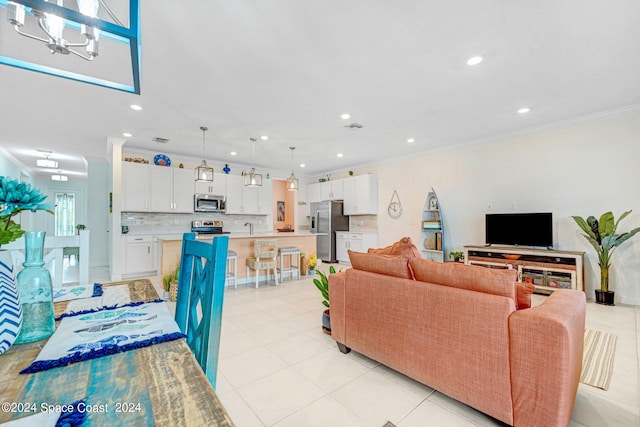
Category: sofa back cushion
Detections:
[
  {"x1": 409, "y1": 258, "x2": 517, "y2": 301},
  {"x1": 349, "y1": 250, "x2": 414, "y2": 279},
  {"x1": 368, "y1": 237, "x2": 422, "y2": 259}
]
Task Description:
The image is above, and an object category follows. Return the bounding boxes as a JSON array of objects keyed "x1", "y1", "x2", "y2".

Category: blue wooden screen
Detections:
[{"x1": 175, "y1": 233, "x2": 229, "y2": 389}]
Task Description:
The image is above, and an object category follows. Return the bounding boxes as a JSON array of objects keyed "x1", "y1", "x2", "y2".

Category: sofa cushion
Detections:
[
  {"x1": 348, "y1": 250, "x2": 414, "y2": 279},
  {"x1": 368, "y1": 237, "x2": 422, "y2": 259},
  {"x1": 516, "y1": 283, "x2": 536, "y2": 309},
  {"x1": 409, "y1": 258, "x2": 517, "y2": 301}
]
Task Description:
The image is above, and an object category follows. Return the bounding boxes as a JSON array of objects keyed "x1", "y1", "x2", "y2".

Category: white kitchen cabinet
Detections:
[
  {"x1": 321, "y1": 180, "x2": 343, "y2": 200},
  {"x1": 150, "y1": 166, "x2": 193, "y2": 213},
  {"x1": 336, "y1": 232, "x2": 379, "y2": 264},
  {"x1": 195, "y1": 172, "x2": 227, "y2": 196},
  {"x1": 343, "y1": 174, "x2": 378, "y2": 215},
  {"x1": 123, "y1": 235, "x2": 154, "y2": 275},
  {"x1": 307, "y1": 183, "x2": 322, "y2": 203},
  {"x1": 225, "y1": 175, "x2": 270, "y2": 214},
  {"x1": 122, "y1": 162, "x2": 150, "y2": 212}
]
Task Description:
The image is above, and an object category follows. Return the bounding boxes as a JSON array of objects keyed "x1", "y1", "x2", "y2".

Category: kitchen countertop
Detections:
[{"x1": 150, "y1": 231, "x2": 322, "y2": 241}]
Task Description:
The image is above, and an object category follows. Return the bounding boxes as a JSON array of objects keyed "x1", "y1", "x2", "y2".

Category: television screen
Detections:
[{"x1": 485, "y1": 213, "x2": 553, "y2": 247}]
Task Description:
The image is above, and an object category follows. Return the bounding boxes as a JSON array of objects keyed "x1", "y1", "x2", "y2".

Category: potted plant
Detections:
[
  {"x1": 307, "y1": 253, "x2": 317, "y2": 275},
  {"x1": 449, "y1": 251, "x2": 464, "y2": 262},
  {"x1": 75, "y1": 224, "x2": 86, "y2": 235},
  {"x1": 572, "y1": 210, "x2": 640, "y2": 305},
  {"x1": 162, "y1": 266, "x2": 179, "y2": 301},
  {"x1": 313, "y1": 265, "x2": 336, "y2": 334}
]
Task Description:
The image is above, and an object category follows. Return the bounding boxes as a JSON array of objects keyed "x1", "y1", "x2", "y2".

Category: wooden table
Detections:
[{"x1": 0, "y1": 279, "x2": 235, "y2": 426}]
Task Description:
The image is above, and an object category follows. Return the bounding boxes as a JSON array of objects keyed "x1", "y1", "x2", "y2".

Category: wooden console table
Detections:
[{"x1": 464, "y1": 246, "x2": 585, "y2": 294}]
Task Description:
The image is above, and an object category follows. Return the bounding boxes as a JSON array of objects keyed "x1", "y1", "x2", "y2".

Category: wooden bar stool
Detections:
[
  {"x1": 278, "y1": 246, "x2": 301, "y2": 282},
  {"x1": 246, "y1": 239, "x2": 279, "y2": 288},
  {"x1": 226, "y1": 250, "x2": 237, "y2": 289}
]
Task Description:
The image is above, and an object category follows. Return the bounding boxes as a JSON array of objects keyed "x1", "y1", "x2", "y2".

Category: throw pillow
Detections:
[
  {"x1": 368, "y1": 237, "x2": 422, "y2": 259},
  {"x1": 409, "y1": 258, "x2": 517, "y2": 302},
  {"x1": 348, "y1": 250, "x2": 414, "y2": 279},
  {"x1": 516, "y1": 283, "x2": 536, "y2": 310}
]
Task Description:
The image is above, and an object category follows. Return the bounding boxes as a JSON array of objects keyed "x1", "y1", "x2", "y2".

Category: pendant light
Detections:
[
  {"x1": 195, "y1": 126, "x2": 214, "y2": 182},
  {"x1": 243, "y1": 138, "x2": 262, "y2": 187},
  {"x1": 287, "y1": 146, "x2": 299, "y2": 191}
]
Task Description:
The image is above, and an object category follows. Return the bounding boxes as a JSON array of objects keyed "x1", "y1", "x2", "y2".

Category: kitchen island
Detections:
[{"x1": 159, "y1": 232, "x2": 319, "y2": 285}]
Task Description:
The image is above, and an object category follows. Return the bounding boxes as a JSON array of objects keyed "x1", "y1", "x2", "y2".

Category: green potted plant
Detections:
[
  {"x1": 162, "y1": 267, "x2": 179, "y2": 301},
  {"x1": 313, "y1": 265, "x2": 336, "y2": 334},
  {"x1": 449, "y1": 251, "x2": 464, "y2": 262},
  {"x1": 75, "y1": 224, "x2": 86, "y2": 235},
  {"x1": 572, "y1": 210, "x2": 640, "y2": 305}
]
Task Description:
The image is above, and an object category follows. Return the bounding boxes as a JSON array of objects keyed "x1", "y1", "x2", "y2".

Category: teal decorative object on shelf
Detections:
[{"x1": 15, "y1": 231, "x2": 55, "y2": 344}]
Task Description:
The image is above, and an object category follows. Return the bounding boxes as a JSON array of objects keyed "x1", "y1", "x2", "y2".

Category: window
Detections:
[{"x1": 54, "y1": 192, "x2": 76, "y2": 236}]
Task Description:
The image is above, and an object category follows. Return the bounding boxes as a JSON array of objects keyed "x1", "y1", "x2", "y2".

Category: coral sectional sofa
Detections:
[{"x1": 329, "y1": 249, "x2": 586, "y2": 427}]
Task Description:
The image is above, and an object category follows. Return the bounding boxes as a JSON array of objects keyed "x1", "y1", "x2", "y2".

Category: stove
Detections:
[{"x1": 191, "y1": 220, "x2": 229, "y2": 235}]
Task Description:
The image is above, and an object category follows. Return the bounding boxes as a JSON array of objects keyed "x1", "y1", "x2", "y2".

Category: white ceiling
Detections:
[{"x1": 1, "y1": 0, "x2": 639, "y2": 181}]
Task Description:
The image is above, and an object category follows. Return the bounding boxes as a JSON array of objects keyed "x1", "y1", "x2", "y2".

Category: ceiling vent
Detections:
[
  {"x1": 153, "y1": 137, "x2": 170, "y2": 144},
  {"x1": 344, "y1": 123, "x2": 364, "y2": 129}
]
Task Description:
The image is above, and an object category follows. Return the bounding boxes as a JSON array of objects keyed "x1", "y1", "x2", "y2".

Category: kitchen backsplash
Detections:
[
  {"x1": 121, "y1": 212, "x2": 272, "y2": 235},
  {"x1": 349, "y1": 215, "x2": 378, "y2": 232}
]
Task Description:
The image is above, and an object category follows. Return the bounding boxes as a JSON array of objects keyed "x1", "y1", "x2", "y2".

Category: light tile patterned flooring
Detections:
[{"x1": 109, "y1": 265, "x2": 638, "y2": 427}]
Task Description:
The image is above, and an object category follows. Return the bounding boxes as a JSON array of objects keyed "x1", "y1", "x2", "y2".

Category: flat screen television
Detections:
[{"x1": 485, "y1": 212, "x2": 553, "y2": 248}]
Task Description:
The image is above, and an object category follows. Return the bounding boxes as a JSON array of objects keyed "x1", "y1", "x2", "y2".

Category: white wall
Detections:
[
  {"x1": 365, "y1": 111, "x2": 640, "y2": 305},
  {"x1": 87, "y1": 160, "x2": 109, "y2": 269}
]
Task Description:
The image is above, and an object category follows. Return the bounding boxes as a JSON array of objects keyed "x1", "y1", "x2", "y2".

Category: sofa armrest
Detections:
[
  {"x1": 509, "y1": 289, "x2": 586, "y2": 427},
  {"x1": 328, "y1": 271, "x2": 347, "y2": 344}
]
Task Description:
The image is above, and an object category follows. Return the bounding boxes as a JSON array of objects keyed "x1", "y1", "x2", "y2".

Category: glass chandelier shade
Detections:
[
  {"x1": 243, "y1": 138, "x2": 262, "y2": 187},
  {"x1": 195, "y1": 126, "x2": 214, "y2": 182},
  {"x1": 286, "y1": 146, "x2": 298, "y2": 191}
]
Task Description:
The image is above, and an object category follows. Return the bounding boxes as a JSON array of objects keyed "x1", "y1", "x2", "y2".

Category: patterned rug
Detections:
[{"x1": 581, "y1": 329, "x2": 618, "y2": 390}]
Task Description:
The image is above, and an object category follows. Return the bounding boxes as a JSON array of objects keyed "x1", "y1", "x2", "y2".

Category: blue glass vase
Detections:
[{"x1": 14, "y1": 231, "x2": 55, "y2": 344}]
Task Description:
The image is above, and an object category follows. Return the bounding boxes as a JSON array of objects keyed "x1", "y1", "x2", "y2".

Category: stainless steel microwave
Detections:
[{"x1": 194, "y1": 194, "x2": 226, "y2": 213}]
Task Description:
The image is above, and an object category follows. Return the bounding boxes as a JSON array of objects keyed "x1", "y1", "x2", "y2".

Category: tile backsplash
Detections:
[
  {"x1": 121, "y1": 212, "x2": 272, "y2": 235},
  {"x1": 349, "y1": 215, "x2": 378, "y2": 232}
]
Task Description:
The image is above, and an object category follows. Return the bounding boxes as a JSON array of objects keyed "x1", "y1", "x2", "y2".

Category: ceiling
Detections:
[{"x1": 1, "y1": 1, "x2": 639, "y2": 181}]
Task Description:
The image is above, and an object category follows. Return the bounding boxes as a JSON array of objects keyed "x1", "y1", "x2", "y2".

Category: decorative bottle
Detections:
[{"x1": 14, "y1": 231, "x2": 55, "y2": 344}]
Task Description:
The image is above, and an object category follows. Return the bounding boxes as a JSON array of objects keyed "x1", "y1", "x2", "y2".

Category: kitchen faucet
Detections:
[{"x1": 245, "y1": 222, "x2": 254, "y2": 235}]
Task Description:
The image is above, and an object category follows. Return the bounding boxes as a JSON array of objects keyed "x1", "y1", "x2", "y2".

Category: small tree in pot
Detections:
[
  {"x1": 313, "y1": 265, "x2": 336, "y2": 334},
  {"x1": 572, "y1": 210, "x2": 640, "y2": 305}
]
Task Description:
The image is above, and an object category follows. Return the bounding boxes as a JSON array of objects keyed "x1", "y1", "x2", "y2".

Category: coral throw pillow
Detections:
[
  {"x1": 348, "y1": 251, "x2": 414, "y2": 279},
  {"x1": 368, "y1": 237, "x2": 422, "y2": 259},
  {"x1": 516, "y1": 283, "x2": 536, "y2": 310}
]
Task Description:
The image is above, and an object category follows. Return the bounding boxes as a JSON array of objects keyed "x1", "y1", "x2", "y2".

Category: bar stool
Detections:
[
  {"x1": 278, "y1": 246, "x2": 301, "y2": 282},
  {"x1": 226, "y1": 250, "x2": 238, "y2": 289},
  {"x1": 246, "y1": 240, "x2": 279, "y2": 288}
]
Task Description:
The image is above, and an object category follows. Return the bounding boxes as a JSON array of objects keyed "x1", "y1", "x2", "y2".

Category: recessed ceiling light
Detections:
[
  {"x1": 230, "y1": 151, "x2": 237, "y2": 156},
  {"x1": 260, "y1": 135, "x2": 269, "y2": 141},
  {"x1": 517, "y1": 107, "x2": 531, "y2": 114},
  {"x1": 337, "y1": 153, "x2": 344, "y2": 158},
  {"x1": 466, "y1": 56, "x2": 483, "y2": 66},
  {"x1": 340, "y1": 113, "x2": 351, "y2": 120},
  {"x1": 300, "y1": 163, "x2": 306, "y2": 168},
  {"x1": 407, "y1": 138, "x2": 415, "y2": 143},
  {"x1": 122, "y1": 132, "x2": 132, "y2": 138},
  {"x1": 130, "y1": 104, "x2": 142, "y2": 111}
]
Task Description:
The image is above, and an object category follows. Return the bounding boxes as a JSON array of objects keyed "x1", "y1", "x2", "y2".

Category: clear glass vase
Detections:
[{"x1": 14, "y1": 231, "x2": 55, "y2": 344}]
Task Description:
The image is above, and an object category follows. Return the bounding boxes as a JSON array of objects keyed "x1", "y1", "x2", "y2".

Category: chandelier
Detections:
[
  {"x1": 0, "y1": 0, "x2": 141, "y2": 93},
  {"x1": 286, "y1": 147, "x2": 298, "y2": 191},
  {"x1": 243, "y1": 138, "x2": 262, "y2": 187},
  {"x1": 195, "y1": 126, "x2": 213, "y2": 182}
]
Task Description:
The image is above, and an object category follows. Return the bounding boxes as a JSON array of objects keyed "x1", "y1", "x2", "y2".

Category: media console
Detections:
[{"x1": 463, "y1": 245, "x2": 585, "y2": 294}]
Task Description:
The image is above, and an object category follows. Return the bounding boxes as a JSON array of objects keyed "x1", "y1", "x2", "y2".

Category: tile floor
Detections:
[{"x1": 92, "y1": 264, "x2": 639, "y2": 427}]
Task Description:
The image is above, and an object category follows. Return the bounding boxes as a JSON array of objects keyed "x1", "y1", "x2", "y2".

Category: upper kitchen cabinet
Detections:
[
  {"x1": 194, "y1": 172, "x2": 227, "y2": 196},
  {"x1": 225, "y1": 175, "x2": 271, "y2": 215},
  {"x1": 122, "y1": 162, "x2": 151, "y2": 212},
  {"x1": 307, "y1": 183, "x2": 321, "y2": 204},
  {"x1": 343, "y1": 174, "x2": 378, "y2": 215},
  {"x1": 122, "y1": 162, "x2": 193, "y2": 213},
  {"x1": 321, "y1": 180, "x2": 343, "y2": 201},
  {"x1": 150, "y1": 166, "x2": 193, "y2": 213}
]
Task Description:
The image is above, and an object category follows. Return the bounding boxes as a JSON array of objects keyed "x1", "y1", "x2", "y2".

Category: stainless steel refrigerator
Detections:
[{"x1": 310, "y1": 201, "x2": 349, "y2": 263}]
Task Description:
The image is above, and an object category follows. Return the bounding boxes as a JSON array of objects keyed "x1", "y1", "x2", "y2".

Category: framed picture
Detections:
[{"x1": 277, "y1": 201, "x2": 285, "y2": 221}]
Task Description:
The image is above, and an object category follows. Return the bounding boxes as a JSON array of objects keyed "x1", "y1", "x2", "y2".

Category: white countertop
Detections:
[{"x1": 149, "y1": 231, "x2": 320, "y2": 241}]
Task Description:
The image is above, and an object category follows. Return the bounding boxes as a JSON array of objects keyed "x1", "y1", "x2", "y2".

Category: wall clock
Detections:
[{"x1": 388, "y1": 190, "x2": 402, "y2": 219}]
